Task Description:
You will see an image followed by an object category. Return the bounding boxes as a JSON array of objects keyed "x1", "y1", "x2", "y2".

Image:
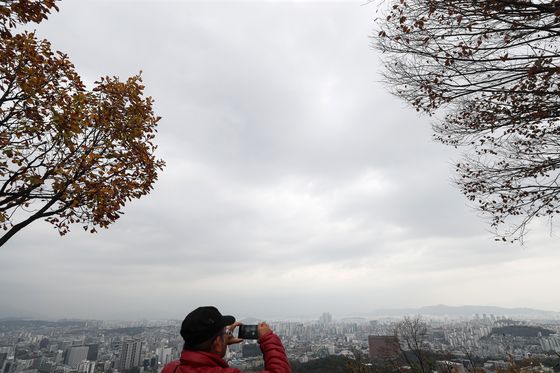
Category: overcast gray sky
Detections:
[{"x1": 1, "y1": 0, "x2": 559, "y2": 321}]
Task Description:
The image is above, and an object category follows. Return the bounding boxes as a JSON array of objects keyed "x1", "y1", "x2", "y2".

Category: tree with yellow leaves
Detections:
[{"x1": 0, "y1": 0, "x2": 164, "y2": 246}]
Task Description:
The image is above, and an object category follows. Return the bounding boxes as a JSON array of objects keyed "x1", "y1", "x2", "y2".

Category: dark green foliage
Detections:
[
  {"x1": 488, "y1": 325, "x2": 554, "y2": 338},
  {"x1": 290, "y1": 356, "x2": 355, "y2": 373}
]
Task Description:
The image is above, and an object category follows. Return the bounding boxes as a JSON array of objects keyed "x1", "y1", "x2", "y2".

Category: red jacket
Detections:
[{"x1": 162, "y1": 331, "x2": 291, "y2": 373}]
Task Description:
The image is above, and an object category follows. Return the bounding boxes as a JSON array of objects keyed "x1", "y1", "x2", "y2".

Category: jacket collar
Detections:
[{"x1": 180, "y1": 349, "x2": 229, "y2": 368}]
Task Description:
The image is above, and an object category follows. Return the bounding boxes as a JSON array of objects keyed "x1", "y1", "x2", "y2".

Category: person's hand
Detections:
[
  {"x1": 225, "y1": 322, "x2": 243, "y2": 345},
  {"x1": 257, "y1": 321, "x2": 272, "y2": 339}
]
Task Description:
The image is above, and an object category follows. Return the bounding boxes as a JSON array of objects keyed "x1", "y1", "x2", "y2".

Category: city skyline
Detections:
[
  {"x1": 2, "y1": 312, "x2": 560, "y2": 372},
  {"x1": 3, "y1": 304, "x2": 560, "y2": 323},
  {"x1": 1, "y1": 0, "x2": 560, "y2": 320}
]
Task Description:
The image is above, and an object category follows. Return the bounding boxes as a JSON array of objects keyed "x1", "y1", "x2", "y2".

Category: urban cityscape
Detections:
[
  {"x1": 2, "y1": 1, "x2": 560, "y2": 372},
  {"x1": 2, "y1": 307, "x2": 560, "y2": 373}
]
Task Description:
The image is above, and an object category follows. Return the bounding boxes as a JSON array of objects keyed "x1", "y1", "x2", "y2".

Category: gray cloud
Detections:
[{"x1": 1, "y1": 0, "x2": 559, "y2": 320}]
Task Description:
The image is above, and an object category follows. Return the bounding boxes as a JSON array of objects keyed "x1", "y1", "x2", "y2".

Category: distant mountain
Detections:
[
  {"x1": 367, "y1": 304, "x2": 560, "y2": 320},
  {"x1": 340, "y1": 317, "x2": 368, "y2": 324},
  {"x1": 0, "y1": 319, "x2": 86, "y2": 329},
  {"x1": 0, "y1": 305, "x2": 43, "y2": 320}
]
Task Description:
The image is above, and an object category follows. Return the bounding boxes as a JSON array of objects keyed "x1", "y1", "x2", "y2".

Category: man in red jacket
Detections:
[{"x1": 162, "y1": 306, "x2": 291, "y2": 373}]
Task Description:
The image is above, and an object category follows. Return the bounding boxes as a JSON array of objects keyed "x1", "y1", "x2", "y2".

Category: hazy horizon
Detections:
[{"x1": 2, "y1": 303, "x2": 560, "y2": 323}]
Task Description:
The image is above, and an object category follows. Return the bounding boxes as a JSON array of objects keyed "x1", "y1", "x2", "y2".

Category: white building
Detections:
[{"x1": 119, "y1": 341, "x2": 143, "y2": 371}]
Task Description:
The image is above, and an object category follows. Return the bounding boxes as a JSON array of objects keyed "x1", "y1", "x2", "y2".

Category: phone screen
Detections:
[{"x1": 238, "y1": 324, "x2": 258, "y2": 339}]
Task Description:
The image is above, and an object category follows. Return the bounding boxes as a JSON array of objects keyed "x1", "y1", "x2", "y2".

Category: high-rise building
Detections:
[
  {"x1": 241, "y1": 343, "x2": 260, "y2": 358},
  {"x1": 118, "y1": 341, "x2": 143, "y2": 371},
  {"x1": 39, "y1": 359, "x2": 56, "y2": 373},
  {"x1": 65, "y1": 346, "x2": 89, "y2": 368},
  {"x1": 0, "y1": 347, "x2": 13, "y2": 360},
  {"x1": 3, "y1": 360, "x2": 14, "y2": 373},
  {"x1": 318, "y1": 312, "x2": 332, "y2": 325},
  {"x1": 77, "y1": 361, "x2": 95, "y2": 373},
  {"x1": 39, "y1": 339, "x2": 50, "y2": 350},
  {"x1": 149, "y1": 357, "x2": 157, "y2": 369},
  {"x1": 85, "y1": 345, "x2": 98, "y2": 362},
  {"x1": 155, "y1": 347, "x2": 173, "y2": 366}
]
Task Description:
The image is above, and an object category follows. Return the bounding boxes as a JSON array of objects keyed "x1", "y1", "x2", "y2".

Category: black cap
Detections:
[{"x1": 180, "y1": 306, "x2": 235, "y2": 347}]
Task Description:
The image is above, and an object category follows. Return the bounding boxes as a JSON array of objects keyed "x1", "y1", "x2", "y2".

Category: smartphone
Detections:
[{"x1": 238, "y1": 324, "x2": 258, "y2": 339}]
